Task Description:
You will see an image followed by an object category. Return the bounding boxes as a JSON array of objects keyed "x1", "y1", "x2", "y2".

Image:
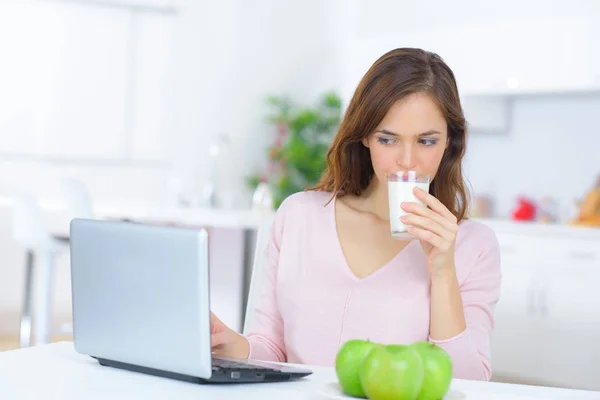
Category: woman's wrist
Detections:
[
  {"x1": 430, "y1": 264, "x2": 457, "y2": 283},
  {"x1": 429, "y1": 263, "x2": 466, "y2": 340}
]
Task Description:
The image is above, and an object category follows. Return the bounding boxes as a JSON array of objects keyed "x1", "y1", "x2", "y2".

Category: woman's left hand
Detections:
[{"x1": 400, "y1": 187, "x2": 458, "y2": 276}]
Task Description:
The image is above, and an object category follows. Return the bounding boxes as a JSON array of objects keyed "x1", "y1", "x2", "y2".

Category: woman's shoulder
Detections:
[
  {"x1": 456, "y1": 219, "x2": 499, "y2": 248},
  {"x1": 277, "y1": 190, "x2": 334, "y2": 215},
  {"x1": 454, "y1": 218, "x2": 501, "y2": 280},
  {"x1": 268, "y1": 190, "x2": 333, "y2": 242}
]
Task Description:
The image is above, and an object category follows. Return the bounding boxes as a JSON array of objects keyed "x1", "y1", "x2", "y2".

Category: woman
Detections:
[{"x1": 210, "y1": 47, "x2": 502, "y2": 381}]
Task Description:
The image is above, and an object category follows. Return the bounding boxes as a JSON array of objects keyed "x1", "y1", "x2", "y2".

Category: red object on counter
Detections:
[{"x1": 511, "y1": 197, "x2": 537, "y2": 221}]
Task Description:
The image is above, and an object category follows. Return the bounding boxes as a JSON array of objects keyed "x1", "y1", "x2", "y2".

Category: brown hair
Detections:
[{"x1": 309, "y1": 47, "x2": 470, "y2": 222}]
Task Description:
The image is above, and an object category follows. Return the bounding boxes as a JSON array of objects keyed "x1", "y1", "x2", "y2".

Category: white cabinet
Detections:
[
  {"x1": 0, "y1": 0, "x2": 175, "y2": 162},
  {"x1": 71, "y1": 0, "x2": 175, "y2": 9},
  {"x1": 129, "y1": 13, "x2": 174, "y2": 162},
  {"x1": 490, "y1": 229, "x2": 600, "y2": 391},
  {"x1": 348, "y1": 1, "x2": 600, "y2": 109},
  {"x1": 492, "y1": 261, "x2": 544, "y2": 383},
  {"x1": 493, "y1": 260, "x2": 600, "y2": 390},
  {"x1": 535, "y1": 262, "x2": 600, "y2": 390},
  {"x1": 438, "y1": 18, "x2": 600, "y2": 96},
  {"x1": 0, "y1": 2, "x2": 130, "y2": 160},
  {"x1": 343, "y1": 15, "x2": 600, "y2": 132}
]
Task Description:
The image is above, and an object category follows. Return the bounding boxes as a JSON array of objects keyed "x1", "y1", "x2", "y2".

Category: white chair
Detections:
[
  {"x1": 58, "y1": 178, "x2": 94, "y2": 337},
  {"x1": 11, "y1": 193, "x2": 70, "y2": 347},
  {"x1": 61, "y1": 178, "x2": 94, "y2": 221},
  {"x1": 242, "y1": 214, "x2": 275, "y2": 335}
]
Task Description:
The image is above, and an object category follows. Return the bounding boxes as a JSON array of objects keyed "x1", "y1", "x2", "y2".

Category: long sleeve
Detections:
[
  {"x1": 244, "y1": 201, "x2": 288, "y2": 363},
  {"x1": 238, "y1": 192, "x2": 504, "y2": 371},
  {"x1": 429, "y1": 228, "x2": 502, "y2": 381}
]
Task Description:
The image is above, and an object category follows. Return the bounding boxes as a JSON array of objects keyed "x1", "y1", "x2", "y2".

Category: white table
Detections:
[
  {"x1": 1, "y1": 194, "x2": 275, "y2": 332},
  {"x1": 1, "y1": 343, "x2": 599, "y2": 400}
]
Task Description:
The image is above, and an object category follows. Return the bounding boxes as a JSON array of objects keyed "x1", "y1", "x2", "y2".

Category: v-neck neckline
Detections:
[{"x1": 329, "y1": 194, "x2": 416, "y2": 282}]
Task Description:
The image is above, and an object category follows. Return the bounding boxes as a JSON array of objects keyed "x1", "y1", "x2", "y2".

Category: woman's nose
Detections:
[{"x1": 396, "y1": 145, "x2": 417, "y2": 170}]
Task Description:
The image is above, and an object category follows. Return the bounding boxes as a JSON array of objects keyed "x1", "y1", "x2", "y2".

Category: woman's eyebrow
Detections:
[{"x1": 375, "y1": 129, "x2": 441, "y2": 137}]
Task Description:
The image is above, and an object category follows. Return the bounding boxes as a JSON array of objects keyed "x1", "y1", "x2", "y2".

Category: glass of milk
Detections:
[{"x1": 388, "y1": 171, "x2": 430, "y2": 239}]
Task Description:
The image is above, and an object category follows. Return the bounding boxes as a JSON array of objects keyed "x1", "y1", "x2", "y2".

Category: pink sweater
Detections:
[{"x1": 245, "y1": 191, "x2": 502, "y2": 381}]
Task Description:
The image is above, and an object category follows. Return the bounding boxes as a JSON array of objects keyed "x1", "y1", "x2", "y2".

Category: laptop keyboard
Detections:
[{"x1": 211, "y1": 357, "x2": 278, "y2": 371}]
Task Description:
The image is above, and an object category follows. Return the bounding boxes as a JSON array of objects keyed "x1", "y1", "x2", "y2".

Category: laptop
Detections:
[{"x1": 69, "y1": 218, "x2": 312, "y2": 383}]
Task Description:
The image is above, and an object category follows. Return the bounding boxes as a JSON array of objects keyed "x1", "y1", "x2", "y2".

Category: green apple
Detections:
[
  {"x1": 387, "y1": 344, "x2": 409, "y2": 353},
  {"x1": 359, "y1": 344, "x2": 424, "y2": 400},
  {"x1": 335, "y1": 339, "x2": 379, "y2": 398},
  {"x1": 410, "y1": 341, "x2": 453, "y2": 400}
]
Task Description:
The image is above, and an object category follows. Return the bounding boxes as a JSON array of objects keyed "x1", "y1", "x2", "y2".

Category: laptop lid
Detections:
[{"x1": 69, "y1": 218, "x2": 213, "y2": 379}]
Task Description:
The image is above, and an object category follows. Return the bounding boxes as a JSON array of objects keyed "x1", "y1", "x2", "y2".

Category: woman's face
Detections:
[{"x1": 362, "y1": 92, "x2": 448, "y2": 188}]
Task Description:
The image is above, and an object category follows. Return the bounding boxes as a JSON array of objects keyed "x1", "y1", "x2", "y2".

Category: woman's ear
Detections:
[{"x1": 362, "y1": 137, "x2": 370, "y2": 148}]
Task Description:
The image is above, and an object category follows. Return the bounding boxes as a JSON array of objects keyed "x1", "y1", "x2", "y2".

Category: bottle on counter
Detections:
[
  {"x1": 200, "y1": 133, "x2": 235, "y2": 209},
  {"x1": 251, "y1": 179, "x2": 274, "y2": 214},
  {"x1": 536, "y1": 196, "x2": 557, "y2": 223}
]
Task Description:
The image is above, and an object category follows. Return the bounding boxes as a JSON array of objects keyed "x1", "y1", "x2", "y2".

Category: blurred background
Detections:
[{"x1": 0, "y1": 0, "x2": 599, "y2": 392}]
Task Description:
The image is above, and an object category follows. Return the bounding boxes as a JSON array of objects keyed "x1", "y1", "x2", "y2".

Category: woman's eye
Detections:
[
  {"x1": 377, "y1": 137, "x2": 395, "y2": 145},
  {"x1": 419, "y1": 138, "x2": 438, "y2": 146}
]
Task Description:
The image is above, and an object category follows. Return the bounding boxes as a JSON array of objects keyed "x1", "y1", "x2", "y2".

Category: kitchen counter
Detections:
[{"x1": 476, "y1": 218, "x2": 600, "y2": 239}]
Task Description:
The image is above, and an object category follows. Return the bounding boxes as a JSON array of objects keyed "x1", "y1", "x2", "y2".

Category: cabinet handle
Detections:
[
  {"x1": 527, "y1": 282, "x2": 537, "y2": 316},
  {"x1": 500, "y1": 245, "x2": 517, "y2": 254},
  {"x1": 538, "y1": 288, "x2": 548, "y2": 317},
  {"x1": 568, "y1": 251, "x2": 596, "y2": 261}
]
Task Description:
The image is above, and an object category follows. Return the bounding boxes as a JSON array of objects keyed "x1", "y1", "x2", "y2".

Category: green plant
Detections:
[{"x1": 247, "y1": 91, "x2": 342, "y2": 208}]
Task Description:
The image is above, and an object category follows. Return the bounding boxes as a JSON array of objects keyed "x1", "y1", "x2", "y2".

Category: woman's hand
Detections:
[
  {"x1": 210, "y1": 312, "x2": 251, "y2": 359},
  {"x1": 399, "y1": 187, "x2": 459, "y2": 276}
]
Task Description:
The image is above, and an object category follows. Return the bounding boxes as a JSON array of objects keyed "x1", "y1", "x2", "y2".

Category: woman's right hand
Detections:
[{"x1": 210, "y1": 312, "x2": 250, "y2": 359}]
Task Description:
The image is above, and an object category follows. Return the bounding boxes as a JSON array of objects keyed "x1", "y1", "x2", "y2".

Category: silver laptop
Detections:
[{"x1": 69, "y1": 218, "x2": 312, "y2": 383}]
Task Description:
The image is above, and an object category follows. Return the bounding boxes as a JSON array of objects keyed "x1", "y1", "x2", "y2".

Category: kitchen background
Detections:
[{"x1": 0, "y1": 0, "x2": 599, "y2": 392}]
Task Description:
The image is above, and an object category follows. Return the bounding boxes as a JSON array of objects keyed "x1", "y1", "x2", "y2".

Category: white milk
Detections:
[{"x1": 388, "y1": 180, "x2": 430, "y2": 239}]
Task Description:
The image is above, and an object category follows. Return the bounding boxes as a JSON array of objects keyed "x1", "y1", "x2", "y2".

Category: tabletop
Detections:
[
  {"x1": 0, "y1": 342, "x2": 599, "y2": 400},
  {"x1": 0, "y1": 195, "x2": 274, "y2": 231}
]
